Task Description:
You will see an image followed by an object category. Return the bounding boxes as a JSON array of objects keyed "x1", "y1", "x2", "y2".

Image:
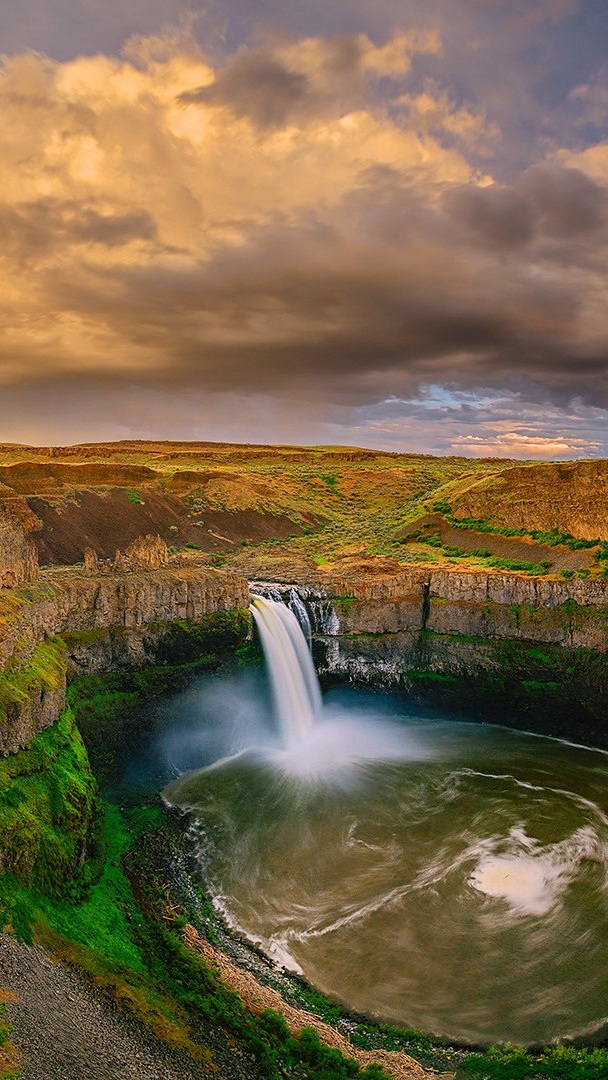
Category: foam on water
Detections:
[{"x1": 161, "y1": 598, "x2": 608, "y2": 1045}]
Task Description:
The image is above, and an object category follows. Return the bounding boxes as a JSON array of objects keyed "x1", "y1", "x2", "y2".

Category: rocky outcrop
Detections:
[
  {"x1": 0, "y1": 565, "x2": 250, "y2": 755},
  {"x1": 84, "y1": 534, "x2": 171, "y2": 574},
  {"x1": 118, "y1": 534, "x2": 169, "y2": 570},
  {"x1": 308, "y1": 567, "x2": 608, "y2": 650},
  {"x1": 0, "y1": 486, "x2": 39, "y2": 589},
  {"x1": 448, "y1": 459, "x2": 608, "y2": 540}
]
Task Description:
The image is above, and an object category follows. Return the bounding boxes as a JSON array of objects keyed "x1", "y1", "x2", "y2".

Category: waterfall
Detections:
[
  {"x1": 250, "y1": 595, "x2": 322, "y2": 746},
  {"x1": 288, "y1": 587, "x2": 313, "y2": 649}
]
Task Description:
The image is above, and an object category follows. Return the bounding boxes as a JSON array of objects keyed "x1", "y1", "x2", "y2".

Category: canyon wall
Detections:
[
  {"x1": 256, "y1": 568, "x2": 608, "y2": 744},
  {"x1": 261, "y1": 566, "x2": 608, "y2": 647},
  {"x1": 0, "y1": 564, "x2": 250, "y2": 755},
  {"x1": 4, "y1": 555, "x2": 608, "y2": 759}
]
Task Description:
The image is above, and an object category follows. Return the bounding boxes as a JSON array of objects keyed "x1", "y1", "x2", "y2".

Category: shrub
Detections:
[
  {"x1": 432, "y1": 498, "x2": 452, "y2": 515},
  {"x1": 487, "y1": 557, "x2": 552, "y2": 575}
]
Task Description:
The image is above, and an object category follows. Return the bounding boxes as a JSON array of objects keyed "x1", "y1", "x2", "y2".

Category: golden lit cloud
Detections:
[
  {"x1": 0, "y1": 28, "x2": 480, "y2": 389},
  {"x1": 451, "y1": 432, "x2": 602, "y2": 459},
  {"x1": 1, "y1": 16, "x2": 608, "y2": 457}
]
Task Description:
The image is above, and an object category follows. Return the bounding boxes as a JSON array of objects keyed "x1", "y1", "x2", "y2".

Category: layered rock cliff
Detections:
[
  {"x1": 256, "y1": 565, "x2": 608, "y2": 647},
  {"x1": 254, "y1": 566, "x2": 608, "y2": 743},
  {"x1": 0, "y1": 564, "x2": 250, "y2": 755}
]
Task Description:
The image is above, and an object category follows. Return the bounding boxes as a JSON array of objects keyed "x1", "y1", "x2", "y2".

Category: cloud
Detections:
[
  {"x1": 518, "y1": 163, "x2": 606, "y2": 237},
  {"x1": 179, "y1": 30, "x2": 441, "y2": 128},
  {"x1": 443, "y1": 184, "x2": 537, "y2": 249},
  {"x1": 450, "y1": 431, "x2": 602, "y2": 459},
  {"x1": 1, "y1": 22, "x2": 608, "y2": 454},
  {"x1": 180, "y1": 50, "x2": 314, "y2": 129}
]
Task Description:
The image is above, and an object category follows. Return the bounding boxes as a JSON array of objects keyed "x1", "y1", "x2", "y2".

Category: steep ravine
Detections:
[{"x1": 3, "y1": 558, "x2": 608, "y2": 1079}]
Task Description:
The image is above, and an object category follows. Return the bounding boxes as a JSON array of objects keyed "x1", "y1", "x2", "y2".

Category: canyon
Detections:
[{"x1": 2, "y1": 442, "x2": 608, "y2": 1080}]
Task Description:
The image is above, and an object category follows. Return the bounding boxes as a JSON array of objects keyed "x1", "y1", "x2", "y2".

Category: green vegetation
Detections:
[
  {"x1": 0, "y1": 1003, "x2": 19, "y2": 1080},
  {"x1": 318, "y1": 473, "x2": 340, "y2": 496},
  {"x1": 432, "y1": 497, "x2": 452, "y2": 515},
  {"x1": 0, "y1": 707, "x2": 99, "y2": 898},
  {"x1": 0, "y1": 639, "x2": 66, "y2": 728},
  {"x1": 350, "y1": 1024, "x2": 608, "y2": 1080},
  {"x1": 126, "y1": 489, "x2": 143, "y2": 504},
  {"x1": 403, "y1": 630, "x2": 608, "y2": 733},
  {"x1": 67, "y1": 611, "x2": 251, "y2": 785},
  {"x1": 431, "y1": 512, "x2": 602, "y2": 555},
  {"x1": 486, "y1": 557, "x2": 552, "y2": 574},
  {"x1": 461, "y1": 1042, "x2": 608, "y2": 1080},
  {"x1": 404, "y1": 530, "x2": 553, "y2": 573}
]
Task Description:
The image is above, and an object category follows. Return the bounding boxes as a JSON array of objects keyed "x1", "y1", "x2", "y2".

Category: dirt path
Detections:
[{"x1": 183, "y1": 924, "x2": 451, "y2": 1080}]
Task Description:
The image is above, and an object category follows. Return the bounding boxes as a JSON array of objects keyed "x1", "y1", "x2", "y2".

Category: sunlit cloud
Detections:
[
  {"x1": 0, "y1": 4, "x2": 607, "y2": 454},
  {"x1": 451, "y1": 432, "x2": 603, "y2": 459}
]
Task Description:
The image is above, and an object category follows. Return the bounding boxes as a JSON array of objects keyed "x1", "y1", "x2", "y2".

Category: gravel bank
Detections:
[{"x1": 0, "y1": 933, "x2": 259, "y2": 1080}]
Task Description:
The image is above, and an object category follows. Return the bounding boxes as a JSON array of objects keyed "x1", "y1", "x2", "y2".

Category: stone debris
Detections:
[{"x1": 0, "y1": 934, "x2": 211, "y2": 1080}]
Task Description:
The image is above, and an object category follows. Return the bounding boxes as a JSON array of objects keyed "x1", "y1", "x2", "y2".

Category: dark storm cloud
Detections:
[
  {"x1": 180, "y1": 51, "x2": 314, "y2": 128},
  {"x1": 0, "y1": 200, "x2": 158, "y2": 259},
  {"x1": 443, "y1": 185, "x2": 537, "y2": 249},
  {"x1": 29, "y1": 164, "x2": 608, "y2": 410},
  {"x1": 518, "y1": 163, "x2": 606, "y2": 237}
]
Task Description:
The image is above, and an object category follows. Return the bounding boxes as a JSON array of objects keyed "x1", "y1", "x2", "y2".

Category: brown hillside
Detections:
[
  {"x1": 5, "y1": 440, "x2": 604, "y2": 574},
  {"x1": 445, "y1": 460, "x2": 608, "y2": 540},
  {"x1": 0, "y1": 462, "x2": 157, "y2": 494}
]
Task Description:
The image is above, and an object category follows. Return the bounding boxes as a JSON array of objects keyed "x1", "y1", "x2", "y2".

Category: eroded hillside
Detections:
[{"x1": 0, "y1": 441, "x2": 606, "y2": 580}]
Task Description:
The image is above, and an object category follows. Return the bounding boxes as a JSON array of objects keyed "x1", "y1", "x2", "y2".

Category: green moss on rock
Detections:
[
  {"x1": 0, "y1": 708, "x2": 99, "y2": 896},
  {"x1": 0, "y1": 639, "x2": 66, "y2": 724}
]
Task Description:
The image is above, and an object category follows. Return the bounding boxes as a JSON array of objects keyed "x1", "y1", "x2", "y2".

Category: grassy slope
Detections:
[{"x1": 2, "y1": 440, "x2": 607, "y2": 578}]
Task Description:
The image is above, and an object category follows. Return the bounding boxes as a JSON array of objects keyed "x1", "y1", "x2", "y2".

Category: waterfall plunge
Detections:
[{"x1": 250, "y1": 595, "x2": 322, "y2": 747}]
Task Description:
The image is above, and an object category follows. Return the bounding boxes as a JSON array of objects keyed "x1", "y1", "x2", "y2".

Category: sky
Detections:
[{"x1": 1, "y1": 1, "x2": 608, "y2": 457}]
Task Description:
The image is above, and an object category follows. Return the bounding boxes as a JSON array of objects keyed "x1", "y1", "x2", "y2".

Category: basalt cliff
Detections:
[
  {"x1": 0, "y1": 527, "x2": 249, "y2": 756},
  {"x1": 249, "y1": 559, "x2": 608, "y2": 745},
  {"x1": 3, "y1": 515, "x2": 608, "y2": 758}
]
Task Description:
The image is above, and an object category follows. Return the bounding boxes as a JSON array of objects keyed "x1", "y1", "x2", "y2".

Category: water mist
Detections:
[{"x1": 163, "y1": 595, "x2": 608, "y2": 1046}]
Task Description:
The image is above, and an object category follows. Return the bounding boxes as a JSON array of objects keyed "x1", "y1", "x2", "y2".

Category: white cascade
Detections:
[
  {"x1": 288, "y1": 587, "x2": 313, "y2": 649},
  {"x1": 250, "y1": 595, "x2": 322, "y2": 746}
]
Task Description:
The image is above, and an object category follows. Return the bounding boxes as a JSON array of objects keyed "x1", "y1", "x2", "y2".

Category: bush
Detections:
[
  {"x1": 487, "y1": 557, "x2": 552, "y2": 575},
  {"x1": 432, "y1": 498, "x2": 452, "y2": 515}
]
